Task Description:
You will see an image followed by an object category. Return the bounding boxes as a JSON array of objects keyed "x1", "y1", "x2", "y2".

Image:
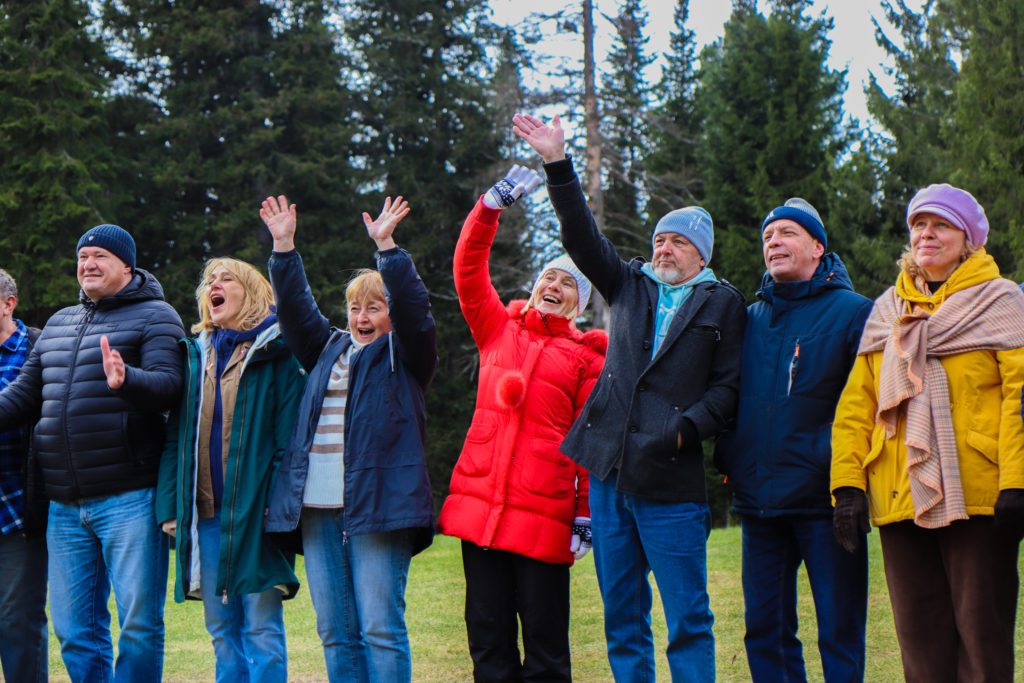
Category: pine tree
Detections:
[
  {"x1": 601, "y1": 0, "x2": 654, "y2": 257},
  {"x1": 864, "y1": 0, "x2": 958, "y2": 267},
  {"x1": 101, "y1": 0, "x2": 361, "y2": 320},
  {"x1": 342, "y1": 0, "x2": 506, "y2": 499},
  {"x1": 646, "y1": 0, "x2": 702, "y2": 220},
  {"x1": 0, "y1": 0, "x2": 116, "y2": 322},
  {"x1": 696, "y1": 0, "x2": 847, "y2": 297},
  {"x1": 945, "y1": 0, "x2": 1024, "y2": 279}
]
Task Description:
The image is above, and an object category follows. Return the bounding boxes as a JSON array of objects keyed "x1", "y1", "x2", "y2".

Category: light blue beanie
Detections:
[{"x1": 652, "y1": 207, "x2": 714, "y2": 265}]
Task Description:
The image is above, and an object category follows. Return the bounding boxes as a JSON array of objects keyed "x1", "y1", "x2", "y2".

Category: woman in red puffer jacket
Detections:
[{"x1": 439, "y1": 165, "x2": 607, "y2": 682}]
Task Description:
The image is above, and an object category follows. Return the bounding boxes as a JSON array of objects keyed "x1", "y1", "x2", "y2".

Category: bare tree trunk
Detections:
[{"x1": 582, "y1": 0, "x2": 611, "y2": 330}]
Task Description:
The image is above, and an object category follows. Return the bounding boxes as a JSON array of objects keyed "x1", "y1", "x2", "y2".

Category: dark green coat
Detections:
[{"x1": 157, "y1": 324, "x2": 306, "y2": 603}]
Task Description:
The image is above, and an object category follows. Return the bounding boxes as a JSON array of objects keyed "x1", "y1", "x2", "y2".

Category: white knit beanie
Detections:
[{"x1": 532, "y1": 254, "x2": 592, "y2": 314}]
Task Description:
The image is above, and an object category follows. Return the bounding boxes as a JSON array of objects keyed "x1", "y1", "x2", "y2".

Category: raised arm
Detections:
[
  {"x1": 262, "y1": 195, "x2": 332, "y2": 371},
  {"x1": 514, "y1": 113, "x2": 628, "y2": 301},
  {"x1": 455, "y1": 165, "x2": 543, "y2": 349},
  {"x1": 362, "y1": 196, "x2": 437, "y2": 388}
]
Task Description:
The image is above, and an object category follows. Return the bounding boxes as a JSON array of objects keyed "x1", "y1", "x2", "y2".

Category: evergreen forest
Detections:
[{"x1": 2, "y1": 0, "x2": 1021, "y2": 522}]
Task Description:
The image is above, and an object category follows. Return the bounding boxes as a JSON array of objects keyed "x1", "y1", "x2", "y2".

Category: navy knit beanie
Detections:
[
  {"x1": 77, "y1": 224, "x2": 136, "y2": 272},
  {"x1": 761, "y1": 198, "x2": 827, "y2": 249}
]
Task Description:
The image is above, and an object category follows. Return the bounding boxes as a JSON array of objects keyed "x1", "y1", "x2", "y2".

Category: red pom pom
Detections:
[{"x1": 497, "y1": 372, "x2": 527, "y2": 409}]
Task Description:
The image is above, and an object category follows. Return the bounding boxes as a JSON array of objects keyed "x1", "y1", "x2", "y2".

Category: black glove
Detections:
[
  {"x1": 833, "y1": 487, "x2": 869, "y2": 554},
  {"x1": 993, "y1": 489, "x2": 1024, "y2": 542}
]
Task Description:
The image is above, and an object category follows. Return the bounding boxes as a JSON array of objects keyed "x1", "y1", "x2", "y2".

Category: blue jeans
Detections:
[
  {"x1": 741, "y1": 515, "x2": 867, "y2": 683},
  {"x1": 589, "y1": 473, "x2": 715, "y2": 682},
  {"x1": 0, "y1": 531, "x2": 48, "y2": 682},
  {"x1": 198, "y1": 517, "x2": 287, "y2": 683},
  {"x1": 301, "y1": 508, "x2": 414, "y2": 683},
  {"x1": 47, "y1": 488, "x2": 168, "y2": 683}
]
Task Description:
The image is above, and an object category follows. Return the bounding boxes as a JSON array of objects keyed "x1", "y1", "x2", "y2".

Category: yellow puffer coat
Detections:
[{"x1": 830, "y1": 251, "x2": 1024, "y2": 526}]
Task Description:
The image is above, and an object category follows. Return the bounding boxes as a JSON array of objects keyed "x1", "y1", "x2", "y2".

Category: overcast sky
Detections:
[{"x1": 489, "y1": 0, "x2": 923, "y2": 131}]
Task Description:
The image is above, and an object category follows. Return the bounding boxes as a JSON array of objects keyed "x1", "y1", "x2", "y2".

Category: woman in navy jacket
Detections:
[{"x1": 261, "y1": 195, "x2": 436, "y2": 683}]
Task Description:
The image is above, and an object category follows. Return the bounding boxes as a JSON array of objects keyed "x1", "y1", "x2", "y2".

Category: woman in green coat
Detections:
[{"x1": 157, "y1": 257, "x2": 306, "y2": 683}]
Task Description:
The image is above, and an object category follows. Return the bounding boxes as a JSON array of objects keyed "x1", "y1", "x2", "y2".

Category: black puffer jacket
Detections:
[{"x1": 0, "y1": 270, "x2": 184, "y2": 501}]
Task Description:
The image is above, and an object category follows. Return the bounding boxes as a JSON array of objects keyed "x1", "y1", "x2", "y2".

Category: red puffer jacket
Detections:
[{"x1": 439, "y1": 200, "x2": 607, "y2": 565}]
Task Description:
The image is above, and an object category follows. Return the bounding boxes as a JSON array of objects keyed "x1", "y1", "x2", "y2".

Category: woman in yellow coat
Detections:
[{"x1": 830, "y1": 183, "x2": 1024, "y2": 683}]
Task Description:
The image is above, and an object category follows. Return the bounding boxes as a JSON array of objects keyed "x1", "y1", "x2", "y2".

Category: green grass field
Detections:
[{"x1": 42, "y1": 528, "x2": 1023, "y2": 681}]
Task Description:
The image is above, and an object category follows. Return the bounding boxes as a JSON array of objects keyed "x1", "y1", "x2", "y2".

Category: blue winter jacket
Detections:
[
  {"x1": 264, "y1": 248, "x2": 436, "y2": 555},
  {"x1": 714, "y1": 254, "x2": 872, "y2": 517}
]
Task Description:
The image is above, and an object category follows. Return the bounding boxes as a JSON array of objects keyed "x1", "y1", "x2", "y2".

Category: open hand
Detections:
[
  {"x1": 260, "y1": 195, "x2": 298, "y2": 252},
  {"x1": 513, "y1": 113, "x2": 567, "y2": 164},
  {"x1": 362, "y1": 196, "x2": 410, "y2": 251},
  {"x1": 100, "y1": 335, "x2": 125, "y2": 390}
]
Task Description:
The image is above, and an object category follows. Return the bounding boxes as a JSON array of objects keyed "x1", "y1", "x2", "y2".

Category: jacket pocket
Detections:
[
  {"x1": 966, "y1": 429, "x2": 998, "y2": 465},
  {"x1": 583, "y1": 375, "x2": 612, "y2": 425},
  {"x1": 862, "y1": 427, "x2": 886, "y2": 469},
  {"x1": 465, "y1": 411, "x2": 499, "y2": 444},
  {"x1": 520, "y1": 447, "x2": 574, "y2": 500},
  {"x1": 455, "y1": 412, "x2": 500, "y2": 478}
]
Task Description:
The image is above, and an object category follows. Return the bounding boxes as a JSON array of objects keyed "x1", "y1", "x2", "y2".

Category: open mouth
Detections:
[
  {"x1": 769, "y1": 254, "x2": 788, "y2": 263},
  {"x1": 542, "y1": 295, "x2": 561, "y2": 305},
  {"x1": 356, "y1": 327, "x2": 375, "y2": 338},
  {"x1": 210, "y1": 293, "x2": 225, "y2": 310}
]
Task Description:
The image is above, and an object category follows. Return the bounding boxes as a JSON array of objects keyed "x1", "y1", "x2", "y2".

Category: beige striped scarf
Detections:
[{"x1": 859, "y1": 277, "x2": 1024, "y2": 528}]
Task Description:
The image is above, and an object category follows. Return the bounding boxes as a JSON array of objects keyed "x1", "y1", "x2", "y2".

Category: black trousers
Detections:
[
  {"x1": 461, "y1": 541, "x2": 572, "y2": 683},
  {"x1": 879, "y1": 518, "x2": 1020, "y2": 683}
]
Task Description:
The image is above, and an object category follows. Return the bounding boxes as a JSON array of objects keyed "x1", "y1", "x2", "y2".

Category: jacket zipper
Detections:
[
  {"x1": 62, "y1": 304, "x2": 97, "y2": 497},
  {"x1": 179, "y1": 344, "x2": 198, "y2": 584},
  {"x1": 218, "y1": 334, "x2": 268, "y2": 604},
  {"x1": 222, "y1": 379, "x2": 247, "y2": 603},
  {"x1": 786, "y1": 339, "x2": 800, "y2": 396}
]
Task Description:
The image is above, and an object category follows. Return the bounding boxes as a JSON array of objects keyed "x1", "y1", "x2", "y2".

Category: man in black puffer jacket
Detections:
[{"x1": 0, "y1": 224, "x2": 184, "y2": 683}]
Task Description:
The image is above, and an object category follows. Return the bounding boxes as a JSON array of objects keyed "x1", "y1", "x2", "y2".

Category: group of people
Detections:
[{"x1": 0, "y1": 112, "x2": 1020, "y2": 683}]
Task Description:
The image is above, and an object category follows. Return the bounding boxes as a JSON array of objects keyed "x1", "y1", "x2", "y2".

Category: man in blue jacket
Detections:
[
  {"x1": 715, "y1": 199, "x2": 872, "y2": 682},
  {"x1": 0, "y1": 225, "x2": 184, "y2": 683}
]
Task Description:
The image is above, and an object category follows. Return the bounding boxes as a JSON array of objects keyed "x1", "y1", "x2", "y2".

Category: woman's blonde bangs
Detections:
[{"x1": 192, "y1": 257, "x2": 275, "y2": 333}]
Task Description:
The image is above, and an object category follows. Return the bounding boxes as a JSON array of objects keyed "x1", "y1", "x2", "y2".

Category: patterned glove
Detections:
[
  {"x1": 482, "y1": 164, "x2": 543, "y2": 210},
  {"x1": 569, "y1": 516, "x2": 592, "y2": 561},
  {"x1": 994, "y1": 489, "x2": 1024, "y2": 542},
  {"x1": 832, "y1": 487, "x2": 869, "y2": 554}
]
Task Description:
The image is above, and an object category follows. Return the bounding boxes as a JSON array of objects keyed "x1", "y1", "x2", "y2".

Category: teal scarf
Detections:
[{"x1": 641, "y1": 264, "x2": 718, "y2": 357}]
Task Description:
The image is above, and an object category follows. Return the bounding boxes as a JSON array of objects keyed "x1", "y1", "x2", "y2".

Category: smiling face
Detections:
[
  {"x1": 651, "y1": 232, "x2": 703, "y2": 285},
  {"x1": 205, "y1": 267, "x2": 247, "y2": 330},
  {"x1": 762, "y1": 219, "x2": 824, "y2": 282},
  {"x1": 347, "y1": 296, "x2": 392, "y2": 344},
  {"x1": 77, "y1": 246, "x2": 132, "y2": 302},
  {"x1": 910, "y1": 211, "x2": 967, "y2": 281},
  {"x1": 530, "y1": 269, "x2": 579, "y2": 318}
]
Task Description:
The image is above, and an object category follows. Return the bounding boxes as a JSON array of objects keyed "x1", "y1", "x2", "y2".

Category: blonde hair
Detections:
[
  {"x1": 193, "y1": 258, "x2": 274, "y2": 333},
  {"x1": 344, "y1": 269, "x2": 388, "y2": 325},
  {"x1": 897, "y1": 239, "x2": 980, "y2": 282}
]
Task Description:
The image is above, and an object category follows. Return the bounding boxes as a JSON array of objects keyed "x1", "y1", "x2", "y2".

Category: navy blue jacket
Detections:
[
  {"x1": 0, "y1": 271, "x2": 184, "y2": 501},
  {"x1": 546, "y1": 159, "x2": 747, "y2": 503},
  {"x1": 715, "y1": 254, "x2": 871, "y2": 517},
  {"x1": 264, "y1": 248, "x2": 436, "y2": 555}
]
